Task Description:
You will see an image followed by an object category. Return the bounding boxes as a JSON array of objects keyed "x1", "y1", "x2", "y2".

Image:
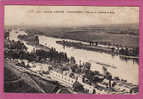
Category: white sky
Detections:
[{"x1": 5, "y1": 6, "x2": 139, "y2": 27}]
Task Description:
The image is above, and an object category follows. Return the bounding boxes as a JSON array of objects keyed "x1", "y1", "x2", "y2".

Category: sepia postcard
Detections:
[
  {"x1": 0, "y1": 0, "x2": 143, "y2": 99},
  {"x1": 3, "y1": 5, "x2": 139, "y2": 95}
]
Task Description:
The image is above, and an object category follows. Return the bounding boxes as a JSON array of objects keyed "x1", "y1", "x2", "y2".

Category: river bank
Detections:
[
  {"x1": 15, "y1": 31, "x2": 139, "y2": 85},
  {"x1": 18, "y1": 33, "x2": 139, "y2": 60}
]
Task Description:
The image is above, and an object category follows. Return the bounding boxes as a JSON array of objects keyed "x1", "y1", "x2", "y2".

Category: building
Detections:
[{"x1": 49, "y1": 70, "x2": 95, "y2": 93}]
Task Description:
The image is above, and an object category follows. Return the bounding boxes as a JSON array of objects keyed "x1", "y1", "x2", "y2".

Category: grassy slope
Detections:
[
  {"x1": 4, "y1": 61, "x2": 58, "y2": 93},
  {"x1": 4, "y1": 66, "x2": 41, "y2": 93}
]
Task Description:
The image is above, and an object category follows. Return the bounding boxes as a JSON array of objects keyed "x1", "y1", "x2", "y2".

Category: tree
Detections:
[
  {"x1": 84, "y1": 62, "x2": 91, "y2": 70},
  {"x1": 70, "y1": 56, "x2": 76, "y2": 64},
  {"x1": 34, "y1": 36, "x2": 39, "y2": 45},
  {"x1": 73, "y1": 81, "x2": 84, "y2": 92},
  {"x1": 105, "y1": 72, "x2": 112, "y2": 88},
  {"x1": 5, "y1": 32, "x2": 10, "y2": 39},
  {"x1": 112, "y1": 82, "x2": 117, "y2": 87},
  {"x1": 71, "y1": 64, "x2": 79, "y2": 73},
  {"x1": 93, "y1": 76, "x2": 104, "y2": 84}
]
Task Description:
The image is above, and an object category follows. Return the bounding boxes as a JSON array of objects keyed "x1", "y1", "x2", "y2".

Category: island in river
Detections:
[{"x1": 56, "y1": 40, "x2": 139, "y2": 59}]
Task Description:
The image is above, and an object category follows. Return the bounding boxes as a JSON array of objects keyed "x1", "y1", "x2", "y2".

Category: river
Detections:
[{"x1": 9, "y1": 30, "x2": 139, "y2": 85}]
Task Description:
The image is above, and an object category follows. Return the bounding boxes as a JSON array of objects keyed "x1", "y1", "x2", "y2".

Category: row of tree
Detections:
[
  {"x1": 5, "y1": 40, "x2": 70, "y2": 64},
  {"x1": 119, "y1": 47, "x2": 139, "y2": 56},
  {"x1": 5, "y1": 40, "x2": 27, "y2": 51}
]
